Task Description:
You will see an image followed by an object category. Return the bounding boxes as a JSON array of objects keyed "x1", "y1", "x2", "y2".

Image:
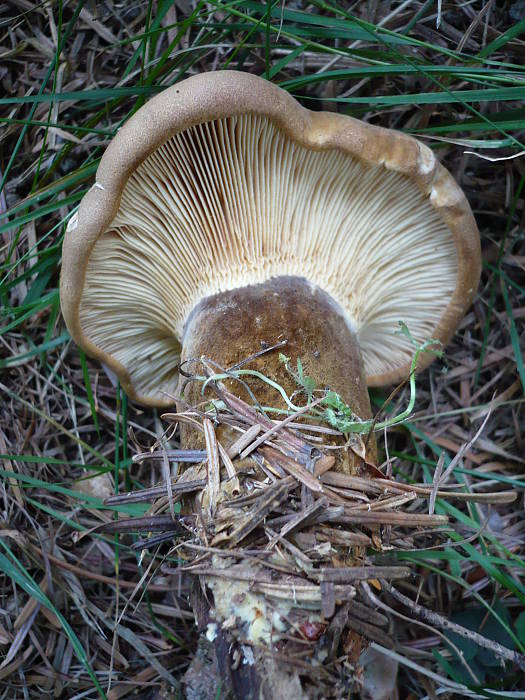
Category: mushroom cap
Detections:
[{"x1": 60, "y1": 70, "x2": 480, "y2": 407}]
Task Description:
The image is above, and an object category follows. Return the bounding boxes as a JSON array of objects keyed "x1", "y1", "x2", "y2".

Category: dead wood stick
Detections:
[
  {"x1": 97, "y1": 515, "x2": 184, "y2": 533},
  {"x1": 227, "y1": 424, "x2": 262, "y2": 457},
  {"x1": 204, "y1": 418, "x2": 220, "y2": 515},
  {"x1": 346, "y1": 601, "x2": 388, "y2": 627},
  {"x1": 260, "y1": 446, "x2": 323, "y2": 493},
  {"x1": 265, "y1": 497, "x2": 329, "y2": 549},
  {"x1": 240, "y1": 397, "x2": 325, "y2": 458},
  {"x1": 132, "y1": 449, "x2": 207, "y2": 463},
  {"x1": 322, "y1": 472, "x2": 517, "y2": 504},
  {"x1": 319, "y1": 566, "x2": 411, "y2": 582},
  {"x1": 334, "y1": 511, "x2": 449, "y2": 527},
  {"x1": 346, "y1": 615, "x2": 394, "y2": 649},
  {"x1": 227, "y1": 480, "x2": 290, "y2": 545},
  {"x1": 217, "y1": 388, "x2": 307, "y2": 452},
  {"x1": 104, "y1": 479, "x2": 206, "y2": 504}
]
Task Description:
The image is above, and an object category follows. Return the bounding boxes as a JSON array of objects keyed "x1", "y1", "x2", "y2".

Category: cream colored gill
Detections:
[{"x1": 79, "y1": 114, "x2": 457, "y2": 400}]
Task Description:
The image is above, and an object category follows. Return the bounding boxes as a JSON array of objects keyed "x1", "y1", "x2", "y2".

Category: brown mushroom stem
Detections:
[
  {"x1": 178, "y1": 276, "x2": 376, "y2": 472},
  {"x1": 178, "y1": 277, "x2": 374, "y2": 698}
]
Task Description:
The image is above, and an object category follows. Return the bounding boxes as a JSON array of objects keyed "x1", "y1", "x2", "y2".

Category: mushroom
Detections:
[
  {"x1": 60, "y1": 70, "x2": 480, "y2": 696},
  {"x1": 61, "y1": 70, "x2": 480, "y2": 468}
]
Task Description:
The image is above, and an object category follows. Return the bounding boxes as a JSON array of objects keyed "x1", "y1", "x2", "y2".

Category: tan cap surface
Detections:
[{"x1": 60, "y1": 70, "x2": 480, "y2": 406}]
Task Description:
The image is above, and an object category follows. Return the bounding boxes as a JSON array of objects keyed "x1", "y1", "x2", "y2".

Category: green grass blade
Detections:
[
  {"x1": 500, "y1": 277, "x2": 525, "y2": 395},
  {"x1": 0, "y1": 544, "x2": 107, "y2": 699}
]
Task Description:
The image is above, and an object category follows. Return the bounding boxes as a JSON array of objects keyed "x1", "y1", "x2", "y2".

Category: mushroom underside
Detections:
[{"x1": 78, "y1": 113, "x2": 458, "y2": 403}]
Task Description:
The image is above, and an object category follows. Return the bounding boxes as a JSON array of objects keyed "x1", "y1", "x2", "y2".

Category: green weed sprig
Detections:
[
  {"x1": 321, "y1": 323, "x2": 443, "y2": 434},
  {"x1": 193, "y1": 323, "x2": 443, "y2": 435}
]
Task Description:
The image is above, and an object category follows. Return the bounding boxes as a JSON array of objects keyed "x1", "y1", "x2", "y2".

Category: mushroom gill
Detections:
[{"x1": 79, "y1": 114, "x2": 457, "y2": 402}]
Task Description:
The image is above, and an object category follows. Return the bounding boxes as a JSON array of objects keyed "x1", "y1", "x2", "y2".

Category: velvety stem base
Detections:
[{"x1": 179, "y1": 275, "x2": 375, "y2": 472}]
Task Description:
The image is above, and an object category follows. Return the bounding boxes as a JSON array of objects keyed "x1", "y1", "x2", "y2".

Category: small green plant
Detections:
[
  {"x1": 198, "y1": 322, "x2": 443, "y2": 436},
  {"x1": 319, "y1": 323, "x2": 443, "y2": 434},
  {"x1": 279, "y1": 352, "x2": 316, "y2": 402}
]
